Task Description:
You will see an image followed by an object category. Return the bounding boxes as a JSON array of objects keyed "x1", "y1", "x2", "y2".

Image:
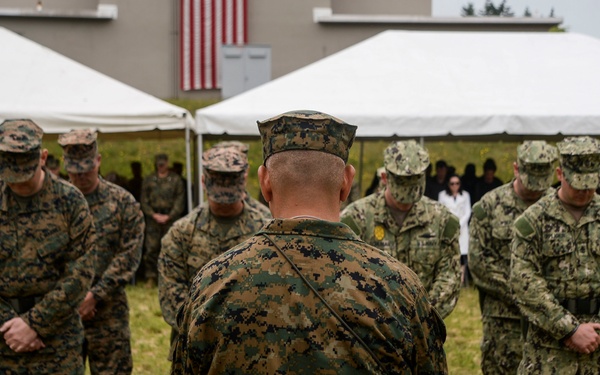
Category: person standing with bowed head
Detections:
[{"x1": 172, "y1": 110, "x2": 448, "y2": 374}]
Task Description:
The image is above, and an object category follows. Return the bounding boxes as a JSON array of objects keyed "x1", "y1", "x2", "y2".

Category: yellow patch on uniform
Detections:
[{"x1": 374, "y1": 225, "x2": 385, "y2": 241}]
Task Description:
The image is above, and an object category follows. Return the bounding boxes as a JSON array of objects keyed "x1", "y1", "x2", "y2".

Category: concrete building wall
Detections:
[
  {"x1": 331, "y1": 0, "x2": 430, "y2": 16},
  {"x1": 0, "y1": 0, "x2": 560, "y2": 100},
  {"x1": 0, "y1": 0, "x2": 178, "y2": 98}
]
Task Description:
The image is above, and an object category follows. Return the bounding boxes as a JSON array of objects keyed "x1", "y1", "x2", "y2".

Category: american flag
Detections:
[{"x1": 180, "y1": 0, "x2": 248, "y2": 91}]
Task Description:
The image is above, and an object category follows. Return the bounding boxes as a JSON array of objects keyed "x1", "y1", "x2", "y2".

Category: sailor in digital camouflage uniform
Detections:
[
  {"x1": 0, "y1": 119, "x2": 96, "y2": 374},
  {"x1": 172, "y1": 110, "x2": 448, "y2": 374},
  {"x1": 341, "y1": 140, "x2": 461, "y2": 319},
  {"x1": 58, "y1": 129, "x2": 144, "y2": 375},
  {"x1": 212, "y1": 140, "x2": 272, "y2": 218},
  {"x1": 159, "y1": 144, "x2": 269, "y2": 359},
  {"x1": 469, "y1": 140, "x2": 557, "y2": 375},
  {"x1": 510, "y1": 136, "x2": 600, "y2": 374},
  {"x1": 140, "y1": 153, "x2": 185, "y2": 284}
]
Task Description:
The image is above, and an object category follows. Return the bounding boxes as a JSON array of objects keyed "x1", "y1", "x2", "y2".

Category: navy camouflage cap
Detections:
[
  {"x1": 384, "y1": 140, "x2": 430, "y2": 176},
  {"x1": 557, "y1": 136, "x2": 600, "y2": 190},
  {"x1": 383, "y1": 141, "x2": 429, "y2": 204},
  {"x1": 203, "y1": 146, "x2": 248, "y2": 204},
  {"x1": 58, "y1": 129, "x2": 98, "y2": 174},
  {"x1": 0, "y1": 119, "x2": 43, "y2": 183},
  {"x1": 516, "y1": 141, "x2": 557, "y2": 191},
  {"x1": 257, "y1": 110, "x2": 357, "y2": 163},
  {"x1": 213, "y1": 140, "x2": 250, "y2": 155}
]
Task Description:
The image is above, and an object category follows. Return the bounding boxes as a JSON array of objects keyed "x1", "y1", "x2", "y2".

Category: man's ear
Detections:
[
  {"x1": 340, "y1": 164, "x2": 356, "y2": 202},
  {"x1": 258, "y1": 165, "x2": 272, "y2": 203}
]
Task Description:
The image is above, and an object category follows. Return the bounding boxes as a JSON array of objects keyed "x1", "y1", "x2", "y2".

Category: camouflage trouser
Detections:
[
  {"x1": 143, "y1": 219, "x2": 173, "y2": 280},
  {"x1": 518, "y1": 322, "x2": 600, "y2": 375},
  {"x1": 481, "y1": 316, "x2": 522, "y2": 375},
  {"x1": 83, "y1": 289, "x2": 132, "y2": 375},
  {"x1": 0, "y1": 347, "x2": 84, "y2": 374}
]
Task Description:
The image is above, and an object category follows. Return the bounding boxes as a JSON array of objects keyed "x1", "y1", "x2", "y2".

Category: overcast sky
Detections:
[{"x1": 432, "y1": 0, "x2": 600, "y2": 39}]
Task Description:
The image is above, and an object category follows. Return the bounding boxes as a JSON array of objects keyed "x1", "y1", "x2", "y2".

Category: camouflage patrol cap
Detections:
[
  {"x1": 384, "y1": 140, "x2": 430, "y2": 177},
  {"x1": 557, "y1": 136, "x2": 600, "y2": 190},
  {"x1": 257, "y1": 110, "x2": 357, "y2": 163},
  {"x1": 58, "y1": 129, "x2": 98, "y2": 173},
  {"x1": 155, "y1": 153, "x2": 168, "y2": 165},
  {"x1": 383, "y1": 140, "x2": 429, "y2": 204},
  {"x1": 214, "y1": 140, "x2": 249, "y2": 155},
  {"x1": 516, "y1": 141, "x2": 557, "y2": 191},
  {"x1": 0, "y1": 119, "x2": 43, "y2": 183},
  {"x1": 202, "y1": 146, "x2": 248, "y2": 204}
]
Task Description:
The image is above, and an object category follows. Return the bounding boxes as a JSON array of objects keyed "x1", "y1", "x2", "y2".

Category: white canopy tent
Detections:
[
  {"x1": 196, "y1": 30, "x2": 600, "y2": 138},
  {"x1": 0, "y1": 26, "x2": 196, "y2": 208},
  {"x1": 195, "y1": 30, "x2": 600, "y2": 200}
]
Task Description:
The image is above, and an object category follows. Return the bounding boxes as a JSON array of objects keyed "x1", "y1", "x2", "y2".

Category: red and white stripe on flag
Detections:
[{"x1": 180, "y1": 0, "x2": 247, "y2": 91}]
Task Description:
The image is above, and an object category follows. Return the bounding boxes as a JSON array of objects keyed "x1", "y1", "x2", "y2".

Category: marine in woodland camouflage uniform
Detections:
[
  {"x1": 59, "y1": 129, "x2": 144, "y2": 375},
  {"x1": 172, "y1": 110, "x2": 448, "y2": 374},
  {"x1": 213, "y1": 140, "x2": 272, "y2": 217},
  {"x1": 511, "y1": 136, "x2": 600, "y2": 374},
  {"x1": 141, "y1": 153, "x2": 185, "y2": 283},
  {"x1": 341, "y1": 140, "x2": 461, "y2": 319},
  {"x1": 469, "y1": 140, "x2": 558, "y2": 375},
  {"x1": 159, "y1": 145, "x2": 269, "y2": 359},
  {"x1": 0, "y1": 119, "x2": 96, "y2": 374}
]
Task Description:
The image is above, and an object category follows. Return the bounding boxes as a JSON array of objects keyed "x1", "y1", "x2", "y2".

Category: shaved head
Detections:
[{"x1": 266, "y1": 150, "x2": 346, "y2": 198}]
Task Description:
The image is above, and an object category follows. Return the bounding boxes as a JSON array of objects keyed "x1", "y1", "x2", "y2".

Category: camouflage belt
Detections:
[
  {"x1": 7, "y1": 295, "x2": 43, "y2": 314},
  {"x1": 560, "y1": 298, "x2": 600, "y2": 315}
]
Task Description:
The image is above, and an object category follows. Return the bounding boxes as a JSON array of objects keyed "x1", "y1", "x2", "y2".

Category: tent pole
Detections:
[
  {"x1": 358, "y1": 139, "x2": 364, "y2": 196},
  {"x1": 185, "y1": 123, "x2": 193, "y2": 214},
  {"x1": 197, "y1": 133, "x2": 204, "y2": 204}
]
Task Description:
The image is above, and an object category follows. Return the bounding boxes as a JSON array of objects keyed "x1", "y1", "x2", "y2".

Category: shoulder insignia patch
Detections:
[
  {"x1": 472, "y1": 202, "x2": 487, "y2": 221},
  {"x1": 374, "y1": 225, "x2": 386, "y2": 241},
  {"x1": 442, "y1": 214, "x2": 460, "y2": 240},
  {"x1": 514, "y1": 215, "x2": 535, "y2": 239}
]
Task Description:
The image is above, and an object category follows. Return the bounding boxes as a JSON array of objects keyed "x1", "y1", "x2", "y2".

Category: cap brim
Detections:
[
  {"x1": 563, "y1": 168, "x2": 599, "y2": 190},
  {"x1": 64, "y1": 157, "x2": 96, "y2": 174},
  {"x1": 519, "y1": 172, "x2": 554, "y2": 191},
  {"x1": 0, "y1": 151, "x2": 39, "y2": 183},
  {"x1": 205, "y1": 173, "x2": 245, "y2": 204}
]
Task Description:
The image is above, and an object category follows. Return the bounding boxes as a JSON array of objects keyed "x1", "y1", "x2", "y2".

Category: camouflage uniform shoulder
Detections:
[
  {"x1": 243, "y1": 201, "x2": 271, "y2": 223},
  {"x1": 245, "y1": 196, "x2": 272, "y2": 219},
  {"x1": 50, "y1": 170, "x2": 88, "y2": 201},
  {"x1": 513, "y1": 194, "x2": 553, "y2": 240},
  {"x1": 172, "y1": 202, "x2": 210, "y2": 229},
  {"x1": 471, "y1": 201, "x2": 486, "y2": 221},
  {"x1": 418, "y1": 195, "x2": 454, "y2": 218},
  {"x1": 418, "y1": 196, "x2": 460, "y2": 240},
  {"x1": 101, "y1": 178, "x2": 138, "y2": 204},
  {"x1": 472, "y1": 181, "x2": 515, "y2": 221},
  {"x1": 340, "y1": 193, "x2": 381, "y2": 234},
  {"x1": 478, "y1": 181, "x2": 514, "y2": 207}
]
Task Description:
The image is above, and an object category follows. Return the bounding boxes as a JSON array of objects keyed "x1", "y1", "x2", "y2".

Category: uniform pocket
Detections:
[
  {"x1": 37, "y1": 232, "x2": 70, "y2": 262},
  {"x1": 541, "y1": 233, "x2": 575, "y2": 281}
]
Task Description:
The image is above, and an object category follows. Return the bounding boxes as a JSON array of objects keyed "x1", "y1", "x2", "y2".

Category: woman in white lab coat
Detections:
[{"x1": 438, "y1": 174, "x2": 471, "y2": 286}]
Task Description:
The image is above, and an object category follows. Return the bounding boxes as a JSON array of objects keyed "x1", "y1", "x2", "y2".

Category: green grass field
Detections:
[{"x1": 126, "y1": 285, "x2": 483, "y2": 374}]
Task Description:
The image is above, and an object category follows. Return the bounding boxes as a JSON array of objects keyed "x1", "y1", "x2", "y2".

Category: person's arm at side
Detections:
[
  {"x1": 159, "y1": 219, "x2": 191, "y2": 330},
  {"x1": 169, "y1": 176, "x2": 186, "y2": 220},
  {"x1": 402, "y1": 269, "x2": 448, "y2": 374},
  {"x1": 510, "y1": 212, "x2": 580, "y2": 343},
  {"x1": 428, "y1": 211, "x2": 461, "y2": 319},
  {"x1": 468, "y1": 200, "x2": 513, "y2": 302},
  {"x1": 91, "y1": 194, "x2": 145, "y2": 303},
  {"x1": 140, "y1": 177, "x2": 155, "y2": 217}
]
